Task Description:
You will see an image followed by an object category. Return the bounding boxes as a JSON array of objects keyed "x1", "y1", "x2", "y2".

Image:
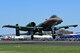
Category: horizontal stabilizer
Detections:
[{"x1": 56, "y1": 24, "x2": 78, "y2": 29}]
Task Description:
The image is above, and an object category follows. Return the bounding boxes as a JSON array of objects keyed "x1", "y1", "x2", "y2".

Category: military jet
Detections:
[{"x1": 2, "y1": 15, "x2": 78, "y2": 40}]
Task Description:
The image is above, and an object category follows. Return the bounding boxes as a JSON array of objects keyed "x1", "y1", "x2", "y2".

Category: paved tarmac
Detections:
[{"x1": 0, "y1": 41, "x2": 80, "y2": 46}]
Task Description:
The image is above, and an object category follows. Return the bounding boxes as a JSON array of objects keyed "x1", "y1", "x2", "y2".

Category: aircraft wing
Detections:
[
  {"x1": 56, "y1": 24, "x2": 78, "y2": 29},
  {"x1": 2, "y1": 24, "x2": 43, "y2": 31},
  {"x1": 2, "y1": 25, "x2": 18, "y2": 28}
]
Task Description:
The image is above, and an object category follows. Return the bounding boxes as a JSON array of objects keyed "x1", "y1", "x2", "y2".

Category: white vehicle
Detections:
[
  {"x1": 20, "y1": 35, "x2": 53, "y2": 41},
  {"x1": 34, "y1": 35, "x2": 53, "y2": 41},
  {"x1": 8, "y1": 35, "x2": 53, "y2": 41}
]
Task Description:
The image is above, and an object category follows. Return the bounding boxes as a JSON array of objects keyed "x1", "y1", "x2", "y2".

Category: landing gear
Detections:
[
  {"x1": 30, "y1": 31, "x2": 34, "y2": 40},
  {"x1": 31, "y1": 35, "x2": 34, "y2": 40},
  {"x1": 16, "y1": 24, "x2": 20, "y2": 36},
  {"x1": 51, "y1": 27, "x2": 57, "y2": 39},
  {"x1": 52, "y1": 34, "x2": 56, "y2": 39},
  {"x1": 16, "y1": 28, "x2": 20, "y2": 36}
]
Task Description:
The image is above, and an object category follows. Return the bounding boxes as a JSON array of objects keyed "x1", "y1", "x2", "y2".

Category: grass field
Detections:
[{"x1": 0, "y1": 45, "x2": 80, "y2": 53}]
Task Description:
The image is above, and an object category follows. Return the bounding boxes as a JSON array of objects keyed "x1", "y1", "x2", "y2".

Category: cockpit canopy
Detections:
[{"x1": 50, "y1": 15, "x2": 59, "y2": 18}]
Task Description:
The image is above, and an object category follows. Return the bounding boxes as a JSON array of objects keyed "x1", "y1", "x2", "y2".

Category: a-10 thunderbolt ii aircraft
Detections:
[{"x1": 2, "y1": 15, "x2": 78, "y2": 40}]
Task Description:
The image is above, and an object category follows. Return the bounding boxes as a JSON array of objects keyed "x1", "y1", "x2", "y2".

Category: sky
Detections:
[{"x1": 0, "y1": 0, "x2": 80, "y2": 34}]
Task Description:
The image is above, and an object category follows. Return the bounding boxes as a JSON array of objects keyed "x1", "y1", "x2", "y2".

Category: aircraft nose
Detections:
[{"x1": 56, "y1": 19, "x2": 63, "y2": 25}]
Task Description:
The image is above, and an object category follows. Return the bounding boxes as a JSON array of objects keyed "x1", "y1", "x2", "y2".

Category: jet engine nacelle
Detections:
[{"x1": 26, "y1": 22, "x2": 36, "y2": 27}]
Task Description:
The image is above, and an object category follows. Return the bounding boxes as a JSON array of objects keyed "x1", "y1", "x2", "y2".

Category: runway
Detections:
[{"x1": 0, "y1": 41, "x2": 80, "y2": 46}]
